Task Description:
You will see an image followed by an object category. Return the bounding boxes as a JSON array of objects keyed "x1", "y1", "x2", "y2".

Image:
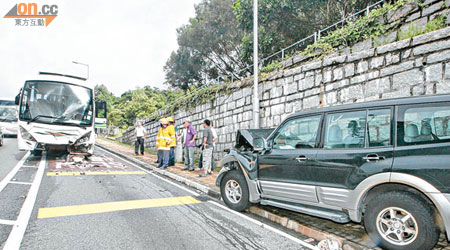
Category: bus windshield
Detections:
[
  {"x1": 0, "y1": 101, "x2": 18, "y2": 122},
  {"x1": 19, "y1": 81, "x2": 93, "y2": 126}
]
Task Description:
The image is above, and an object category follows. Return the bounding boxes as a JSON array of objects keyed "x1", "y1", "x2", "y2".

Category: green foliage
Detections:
[
  {"x1": 398, "y1": 14, "x2": 447, "y2": 40},
  {"x1": 261, "y1": 61, "x2": 282, "y2": 73},
  {"x1": 398, "y1": 21, "x2": 423, "y2": 40},
  {"x1": 162, "y1": 83, "x2": 235, "y2": 118},
  {"x1": 94, "y1": 85, "x2": 184, "y2": 130},
  {"x1": 425, "y1": 14, "x2": 447, "y2": 33},
  {"x1": 302, "y1": 0, "x2": 406, "y2": 59}
]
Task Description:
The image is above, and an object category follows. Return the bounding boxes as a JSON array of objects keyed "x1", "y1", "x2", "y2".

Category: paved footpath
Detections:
[
  {"x1": 0, "y1": 139, "x2": 317, "y2": 250},
  {"x1": 96, "y1": 138, "x2": 450, "y2": 250}
]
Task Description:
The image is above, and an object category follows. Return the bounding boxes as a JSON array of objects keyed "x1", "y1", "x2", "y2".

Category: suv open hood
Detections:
[{"x1": 235, "y1": 129, "x2": 274, "y2": 150}]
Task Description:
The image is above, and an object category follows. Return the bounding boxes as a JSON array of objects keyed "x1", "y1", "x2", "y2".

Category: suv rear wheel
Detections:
[
  {"x1": 220, "y1": 170, "x2": 250, "y2": 211},
  {"x1": 364, "y1": 191, "x2": 440, "y2": 250}
]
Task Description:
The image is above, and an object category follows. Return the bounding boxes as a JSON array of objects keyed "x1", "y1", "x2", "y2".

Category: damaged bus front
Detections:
[{"x1": 16, "y1": 72, "x2": 106, "y2": 156}]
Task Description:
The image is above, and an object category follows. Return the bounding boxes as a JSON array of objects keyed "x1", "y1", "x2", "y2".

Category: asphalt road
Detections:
[{"x1": 0, "y1": 140, "x2": 314, "y2": 250}]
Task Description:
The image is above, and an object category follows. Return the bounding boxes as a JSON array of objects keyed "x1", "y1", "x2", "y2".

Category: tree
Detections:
[
  {"x1": 164, "y1": 48, "x2": 205, "y2": 91},
  {"x1": 233, "y1": 0, "x2": 379, "y2": 62},
  {"x1": 164, "y1": 0, "x2": 247, "y2": 90}
]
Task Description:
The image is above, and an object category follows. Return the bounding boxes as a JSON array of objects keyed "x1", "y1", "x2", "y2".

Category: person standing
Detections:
[
  {"x1": 134, "y1": 121, "x2": 148, "y2": 155},
  {"x1": 199, "y1": 119, "x2": 213, "y2": 177},
  {"x1": 167, "y1": 117, "x2": 177, "y2": 167},
  {"x1": 182, "y1": 120, "x2": 197, "y2": 171},
  {"x1": 209, "y1": 123, "x2": 218, "y2": 174},
  {"x1": 156, "y1": 118, "x2": 171, "y2": 169}
]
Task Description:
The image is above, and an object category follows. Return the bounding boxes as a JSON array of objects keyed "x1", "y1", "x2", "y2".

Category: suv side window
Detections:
[
  {"x1": 367, "y1": 109, "x2": 392, "y2": 147},
  {"x1": 272, "y1": 115, "x2": 321, "y2": 149},
  {"x1": 398, "y1": 103, "x2": 450, "y2": 146},
  {"x1": 324, "y1": 110, "x2": 366, "y2": 149}
]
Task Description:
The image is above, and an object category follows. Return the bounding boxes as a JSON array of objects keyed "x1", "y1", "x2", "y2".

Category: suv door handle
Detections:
[
  {"x1": 363, "y1": 154, "x2": 385, "y2": 162},
  {"x1": 295, "y1": 155, "x2": 308, "y2": 162}
]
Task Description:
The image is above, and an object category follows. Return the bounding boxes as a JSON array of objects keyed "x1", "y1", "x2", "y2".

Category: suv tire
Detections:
[
  {"x1": 364, "y1": 191, "x2": 440, "y2": 250},
  {"x1": 220, "y1": 170, "x2": 250, "y2": 212}
]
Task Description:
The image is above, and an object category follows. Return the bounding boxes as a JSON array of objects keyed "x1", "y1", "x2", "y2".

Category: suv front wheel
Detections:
[
  {"x1": 364, "y1": 191, "x2": 440, "y2": 250},
  {"x1": 220, "y1": 170, "x2": 250, "y2": 211}
]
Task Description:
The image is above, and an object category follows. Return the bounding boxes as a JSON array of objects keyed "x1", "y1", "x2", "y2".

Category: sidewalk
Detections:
[{"x1": 96, "y1": 138, "x2": 447, "y2": 250}]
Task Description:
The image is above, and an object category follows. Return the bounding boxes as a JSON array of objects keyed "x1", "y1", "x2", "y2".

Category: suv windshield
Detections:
[
  {"x1": 19, "y1": 81, "x2": 93, "y2": 126},
  {"x1": 0, "y1": 105, "x2": 18, "y2": 122}
]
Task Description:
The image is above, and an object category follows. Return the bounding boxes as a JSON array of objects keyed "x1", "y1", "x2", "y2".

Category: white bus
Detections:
[
  {"x1": 16, "y1": 72, "x2": 106, "y2": 156},
  {"x1": 0, "y1": 99, "x2": 19, "y2": 136}
]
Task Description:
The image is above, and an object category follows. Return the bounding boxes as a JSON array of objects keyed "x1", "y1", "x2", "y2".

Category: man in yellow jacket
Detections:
[
  {"x1": 156, "y1": 118, "x2": 172, "y2": 169},
  {"x1": 167, "y1": 117, "x2": 177, "y2": 166}
]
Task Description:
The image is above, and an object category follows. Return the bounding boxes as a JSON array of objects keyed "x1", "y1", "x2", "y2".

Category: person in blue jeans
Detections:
[
  {"x1": 156, "y1": 119, "x2": 171, "y2": 169},
  {"x1": 181, "y1": 120, "x2": 197, "y2": 171}
]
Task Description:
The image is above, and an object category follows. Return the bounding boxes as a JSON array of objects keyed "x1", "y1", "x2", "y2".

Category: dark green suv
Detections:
[{"x1": 217, "y1": 94, "x2": 450, "y2": 250}]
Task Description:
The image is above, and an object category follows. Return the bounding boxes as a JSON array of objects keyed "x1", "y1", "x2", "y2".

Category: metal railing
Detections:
[{"x1": 133, "y1": 0, "x2": 387, "y2": 129}]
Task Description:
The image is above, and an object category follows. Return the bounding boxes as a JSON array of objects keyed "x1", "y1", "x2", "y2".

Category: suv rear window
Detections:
[
  {"x1": 324, "y1": 108, "x2": 392, "y2": 149},
  {"x1": 398, "y1": 103, "x2": 450, "y2": 146}
]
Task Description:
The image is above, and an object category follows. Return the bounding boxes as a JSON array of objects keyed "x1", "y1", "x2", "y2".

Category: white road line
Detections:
[
  {"x1": 0, "y1": 152, "x2": 30, "y2": 193},
  {"x1": 0, "y1": 219, "x2": 16, "y2": 226},
  {"x1": 4, "y1": 152, "x2": 47, "y2": 250},
  {"x1": 20, "y1": 166, "x2": 38, "y2": 169},
  {"x1": 9, "y1": 181, "x2": 32, "y2": 185},
  {"x1": 97, "y1": 147, "x2": 200, "y2": 197},
  {"x1": 208, "y1": 201, "x2": 318, "y2": 250}
]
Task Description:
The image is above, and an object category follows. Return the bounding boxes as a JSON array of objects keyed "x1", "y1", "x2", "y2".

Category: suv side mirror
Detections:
[{"x1": 253, "y1": 137, "x2": 267, "y2": 152}]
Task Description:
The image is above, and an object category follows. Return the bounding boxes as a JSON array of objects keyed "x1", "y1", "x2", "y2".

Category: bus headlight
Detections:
[
  {"x1": 20, "y1": 126, "x2": 36, "y2": 142},
  {"x1": 75, "y1": 131, "x2": 92, "y2": 145}
]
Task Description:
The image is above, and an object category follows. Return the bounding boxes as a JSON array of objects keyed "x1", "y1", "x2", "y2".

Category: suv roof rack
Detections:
[{"x1": 39, "y1": 72, "x2": 87, "y2": 81}]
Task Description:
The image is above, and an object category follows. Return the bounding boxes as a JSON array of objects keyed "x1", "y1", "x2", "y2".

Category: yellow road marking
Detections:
[
  {"x1": 46, "y1": 171, "x2": 146, "y2": 176},
  {"x1": 38, "y1": 196, "x2": 201, "y2": 219}
]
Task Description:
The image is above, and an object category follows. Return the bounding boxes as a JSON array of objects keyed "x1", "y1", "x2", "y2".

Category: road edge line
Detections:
[
  {"x1": 208, "y1": 201, "x2": 318, "y2": 250},
  {"x1": 3, "y1": 152, "x2": 47, "y2": 250},
  {"x1": 0, "y1": 152, "x2": 30, "y2": 193}
]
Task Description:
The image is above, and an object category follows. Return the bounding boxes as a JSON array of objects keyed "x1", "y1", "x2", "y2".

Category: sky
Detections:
[{"x1": 0, "y1": 0, "x2": 201, "y2": 99}]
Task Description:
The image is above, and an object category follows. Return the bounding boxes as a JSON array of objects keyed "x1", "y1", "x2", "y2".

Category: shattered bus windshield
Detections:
[{"x1": 19, "y1": 81, "x2": 93, "y2": 126}]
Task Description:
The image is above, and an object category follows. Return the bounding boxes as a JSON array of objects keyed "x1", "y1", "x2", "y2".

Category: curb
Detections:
[
  {"x1": 96, "y1": 143, "x2": 221, "y2": 199},
  {"x1": 248, "y1": 206, "x2": 371, "y2": 250},
  {"x1": 97, "y1": 143, "x2": 370, "y2": 250}
]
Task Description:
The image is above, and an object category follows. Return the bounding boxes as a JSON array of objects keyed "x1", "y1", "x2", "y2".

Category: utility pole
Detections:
[
  {"x1": 252, "y1": 0, "x2": 260, "y2": 129},
  {"x1": 72, "y1": 61, "x2": 89, "y2": 80}
]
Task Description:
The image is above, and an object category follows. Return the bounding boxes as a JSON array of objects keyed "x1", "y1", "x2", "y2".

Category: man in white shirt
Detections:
[
  {"x1": 209, "y1": 123, "x2": 218, "y2": 174},
  {"x1": 134, "y1": 121, "x2": 148, "y2": 155}
]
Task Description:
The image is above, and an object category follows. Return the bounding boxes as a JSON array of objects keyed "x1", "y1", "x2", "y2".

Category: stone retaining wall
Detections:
[{"x1": 119, "y1": 0, "x2": 450, "y2": 161}]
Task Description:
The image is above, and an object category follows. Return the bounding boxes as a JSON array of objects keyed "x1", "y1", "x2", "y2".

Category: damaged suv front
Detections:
[{"x1": 216, "y1": 129, "x2": 273, "y2": 210}]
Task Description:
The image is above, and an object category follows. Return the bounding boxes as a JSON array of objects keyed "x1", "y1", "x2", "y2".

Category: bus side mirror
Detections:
[
  {"x1": 95, "y1": 101, "x2": 107, "y2": 118},
  {"x1": 95, "y1": 101, "x2": 107, "y2": 130},
  {"x1": 15, "y1": 93, "x2": 20, "y2": 105}
]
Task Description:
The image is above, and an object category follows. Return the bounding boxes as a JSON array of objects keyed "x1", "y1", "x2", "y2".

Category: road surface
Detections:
[{"x1": 0, "y1": 139, "x2": 314, "y2": 250}]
